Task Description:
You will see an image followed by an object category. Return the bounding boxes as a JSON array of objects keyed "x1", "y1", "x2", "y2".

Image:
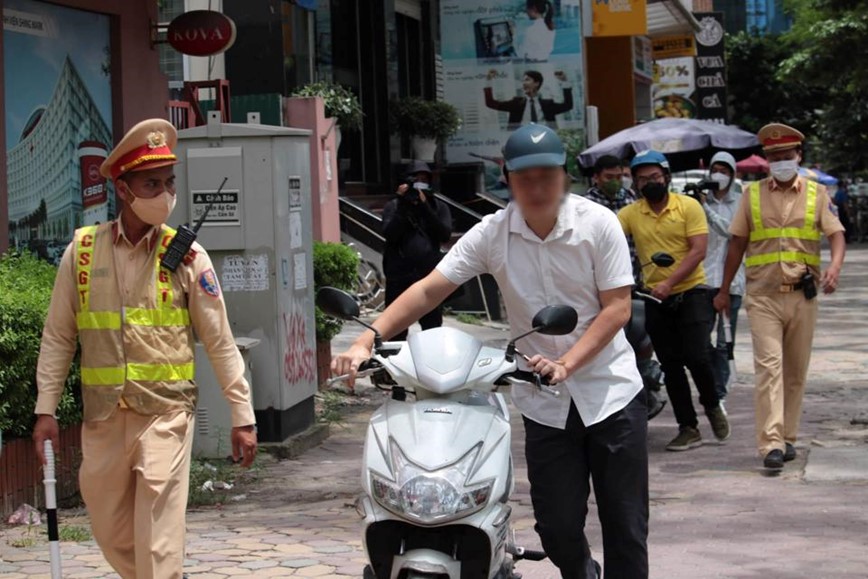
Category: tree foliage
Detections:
[
  {"x1": 0, "y1": 252, "x2": 82, "y2": 438},
  {"x1": 780, "y1": 0, "x2": 868, "y2": 172},
  {"x1": 726, "y1": 1, "x2": 868, "y2": 173}
]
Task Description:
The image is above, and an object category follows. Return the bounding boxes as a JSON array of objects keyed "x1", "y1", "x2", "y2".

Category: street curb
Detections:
[{"x1": 259, "y1": 422, "x2": 331, "y2": 460}]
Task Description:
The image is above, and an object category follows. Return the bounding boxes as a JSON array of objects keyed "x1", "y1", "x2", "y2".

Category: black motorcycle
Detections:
[{"x1": 627, "y1": 252, "x2": 676, "y2": 420}]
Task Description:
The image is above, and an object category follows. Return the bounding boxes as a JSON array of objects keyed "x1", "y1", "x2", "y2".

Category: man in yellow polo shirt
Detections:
[{"x1": 619, "y1": 150, "x2": 730, "y2": 451}]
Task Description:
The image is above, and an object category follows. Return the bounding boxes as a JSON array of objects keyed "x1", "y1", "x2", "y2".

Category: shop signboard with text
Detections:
[
  {"x1": 591, "y1": 0, "x2": 646, "y2": 37},
  {"x1": 3, "y1": 0, "x2": 113, "y2": 261},
  {"x1": 440, "y1": 0, "x2": 585, "y2": 191},
  {"x1": 693, "y1": 12, "x2": 728, "y2": 124},
  {"x1": 653, "y1": 57, "x2": 696, "y2": 119}
]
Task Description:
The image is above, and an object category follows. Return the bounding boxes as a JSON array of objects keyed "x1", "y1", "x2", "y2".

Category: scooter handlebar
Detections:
[
  {"x1": 326, "y1": 360, "x2": 382, "y2": 387},
  {"x1": 502, "y1": 370, "x2": 561, "y2": 397}
]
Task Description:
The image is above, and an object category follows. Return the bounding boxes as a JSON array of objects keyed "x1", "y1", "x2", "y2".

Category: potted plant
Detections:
[
  {"x1": 390, "y1": 97, "x2": 462, "y2": 161},
  {"x1": 312, "y1": 241, "x2": 359, "y2": 388},
  {"x1": 557, "y1": 128, "x2": 587, "y2": 193},
  {"x1": 291, "y1": 81, "x2": 363, "y2": 150}
]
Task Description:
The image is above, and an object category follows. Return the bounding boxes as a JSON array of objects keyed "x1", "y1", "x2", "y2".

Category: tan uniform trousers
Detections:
[
  {"x1": 79, "y1": 409, "x2": 193, "y2": 579},
  {"x1": 744, "y1": 292, "x2": 818, "y2": 456}
]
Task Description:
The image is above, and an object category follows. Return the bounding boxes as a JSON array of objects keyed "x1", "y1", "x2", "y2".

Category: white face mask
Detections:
[
  {"x1": 709, "y1": 172, "x2": 731, "y2": 190},
  {"x1": 621, "y1": 176, "x2": 633, "y2": 190},
  {"x1": 412, "y1": 182, "x2": 430, "y2": 191},
  {"x1": 769, "y1": 159, "x2": 799, "y2": 182}
]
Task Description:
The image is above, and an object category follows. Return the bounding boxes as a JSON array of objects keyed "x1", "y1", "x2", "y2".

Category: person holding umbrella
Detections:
[
  {"x1": 699, "y1": 152, "x2": 745, "y2": 402},
  {"x1": 714, "y1": 123, "x2": 846, "y2": 471}
]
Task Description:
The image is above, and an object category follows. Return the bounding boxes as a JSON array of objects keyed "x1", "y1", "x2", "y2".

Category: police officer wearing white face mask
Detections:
[
  {"x1": 715, "y1": 123, "x2": 845, "y2": 471},
  {"x1": 699, "y1": 152, "x2": 745, "y2": 402},
  {"x1": 381, "y1": 161, "x2": 453, "y2": 341}
]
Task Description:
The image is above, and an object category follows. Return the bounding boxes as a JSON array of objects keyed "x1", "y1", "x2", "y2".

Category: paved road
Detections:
[{"x1": 2, "y1": 248, "x2": 868, "y2": 578}]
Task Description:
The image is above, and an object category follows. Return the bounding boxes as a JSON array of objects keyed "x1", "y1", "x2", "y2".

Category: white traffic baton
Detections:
[
  {"x1": 721, "y1": 313, "x2": 737, "y2": 389},
  {"x1": 43, "y1": 439, "x2": 63, "y2": 579}
]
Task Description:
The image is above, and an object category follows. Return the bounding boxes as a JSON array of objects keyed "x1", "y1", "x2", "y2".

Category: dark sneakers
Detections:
[
  {"x1": 784, "y1": 443, "x2": 797, "y2": 462},
  {"x1": 764, "y1": 449, "x2": 785, "y2": 470},
  {"x1": 707, "y1": 405, "x2": 731, "y2": 441},
  {"x1": 666, "y1": 426, "x2": 703, "y2": 451}
]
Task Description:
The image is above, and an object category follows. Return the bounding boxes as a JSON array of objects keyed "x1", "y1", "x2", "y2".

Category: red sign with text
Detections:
[{"x1": 167, "y1": 10, "x2": 236, "y2": 57}]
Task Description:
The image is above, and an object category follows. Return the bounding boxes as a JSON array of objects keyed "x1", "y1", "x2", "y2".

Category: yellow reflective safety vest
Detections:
[
  {"x1": 74, "y1": 223, "x2": 197, "y2": 421},
  {"x1": 744, "y1": 180, "x2": 822, "y2": 269}
]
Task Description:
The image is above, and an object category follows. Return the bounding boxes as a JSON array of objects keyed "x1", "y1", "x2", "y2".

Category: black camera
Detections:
[
  {"x1": 400, "y1": 180, "x2": 426, "y2": 203},
  {"x1": 682, "y1": 180, "x2": 720, "y2": 201}
]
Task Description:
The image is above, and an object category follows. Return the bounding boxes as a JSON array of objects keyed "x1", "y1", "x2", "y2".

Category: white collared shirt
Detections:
[
  {"x1": 518, "y1": 17, "x2": 555, "y2": 61},
  {"x1": 437, "y1": 194, "x2": 642, "y2": 428}
]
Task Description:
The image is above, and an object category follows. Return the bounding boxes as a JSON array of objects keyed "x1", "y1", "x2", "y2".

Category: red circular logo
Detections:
[
  {"x1": 88, "y1": 164, "x2": 100, "y2": 181},
  {"x1": 167, "y1": 10, "x2": 237, "y2": 57}
]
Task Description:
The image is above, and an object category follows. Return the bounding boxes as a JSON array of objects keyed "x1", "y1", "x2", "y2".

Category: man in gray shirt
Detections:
[{"x1": 700, "y1": 152, "x2": 745, "y2": 400}]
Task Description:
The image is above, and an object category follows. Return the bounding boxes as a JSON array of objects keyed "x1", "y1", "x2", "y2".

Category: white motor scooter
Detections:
[{"x1": 317, "y1": 287, "x2": 578, "y2": 579}]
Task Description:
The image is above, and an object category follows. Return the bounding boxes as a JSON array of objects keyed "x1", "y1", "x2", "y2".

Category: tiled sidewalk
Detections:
[{"x1": 3, "y1": 248, "x2": 868, "y2": 578}]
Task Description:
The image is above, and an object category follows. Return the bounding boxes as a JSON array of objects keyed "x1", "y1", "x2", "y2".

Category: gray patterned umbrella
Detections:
[{"x1": 578, "y1": 118, "x2": 760, "y2": 172}]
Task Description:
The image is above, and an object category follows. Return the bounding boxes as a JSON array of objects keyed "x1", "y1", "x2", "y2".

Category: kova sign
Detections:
[{"x1": 167, "y1": 10, "x2": 237, "y2": 57}]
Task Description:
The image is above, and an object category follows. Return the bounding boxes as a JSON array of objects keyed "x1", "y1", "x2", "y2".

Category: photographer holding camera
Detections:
[
  {"x1": 691, "y1": 152, "x2": 746, "y2": 403},
  {"x1": 381, "y1": 161, "x2": 453, "y2": 340}
]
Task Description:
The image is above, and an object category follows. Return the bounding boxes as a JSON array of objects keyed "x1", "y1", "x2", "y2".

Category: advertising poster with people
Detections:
[
  {"x1": 440, "y1": 0, "x2": 585, "y2": 192},
  {"x1": 3, "y1": 0, "x2": 113, "y2": 262}
]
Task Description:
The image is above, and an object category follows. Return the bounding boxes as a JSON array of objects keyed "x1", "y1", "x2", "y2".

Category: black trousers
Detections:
[
  {"x1": 523, "y1": 393, "x2": 649, "y2": 579},
  {"x1": 645, "y1": 288, "x2": 719, "y2": 429},
  {"x1": 384, "y1": 273, "x2": 442, "y2": 341}
]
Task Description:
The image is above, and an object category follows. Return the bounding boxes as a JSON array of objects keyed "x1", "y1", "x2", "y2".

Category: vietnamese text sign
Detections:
[
  {"x1": 653, "y1": 57, "x2": 696, "y2": 119},
  {"x1": 222, "y1": 254, "x2": 270, "y2": 292},
  {"x1": 652, "y1": 35, "x2": 696, "y2": 60},
  {"x1": 592, "y1": 0, "x2": 646, "y2": 37},
  {"x1": 192, "y1": 190, "x2": 240, "y2": 225},
  {"x1": 693, "y1": 12, "x2": 728, "y2": 123}
]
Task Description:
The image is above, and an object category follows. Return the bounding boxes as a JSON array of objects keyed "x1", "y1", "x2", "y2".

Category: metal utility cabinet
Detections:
[{"x1": 172, "y1": 115, "x2": 317, "y2": 445}]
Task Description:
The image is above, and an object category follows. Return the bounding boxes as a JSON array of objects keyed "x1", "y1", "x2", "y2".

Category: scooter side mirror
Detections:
[
  {"x1": 316, "y1": 287, "x2": 360, "y2": 320},
  {"x1": 531, "y1": 305, "x2": 578, "y2": 336},
  {"x1": 650, "y1": 252, "x2": 676, "y2": 268}
]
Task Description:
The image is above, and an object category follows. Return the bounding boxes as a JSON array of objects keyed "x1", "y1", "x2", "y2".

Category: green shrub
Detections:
[
  {"x1": 0, "y1": 252, "x2": 82, "y2": 438},
  {"x1": 312, "y1": 241, "x2": 358, "y2": 342},
  {"x1": 291, "y1": 82, "x2": 364, "y2": 131},
  {"x1": 390, "y1": 97, "x2": 462, "y2": 140}
]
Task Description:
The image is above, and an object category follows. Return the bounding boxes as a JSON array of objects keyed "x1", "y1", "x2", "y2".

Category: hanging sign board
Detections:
[{"x1": 168, "y1": 10, "x2": 237, "y2": 57}]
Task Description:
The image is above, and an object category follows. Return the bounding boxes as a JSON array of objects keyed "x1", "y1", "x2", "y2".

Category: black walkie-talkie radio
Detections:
[{"x1": 160, "y1": 177, "x2": 228, "y2": 272}]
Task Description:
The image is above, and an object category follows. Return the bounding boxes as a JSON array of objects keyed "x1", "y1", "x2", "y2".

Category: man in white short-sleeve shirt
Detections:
[{"x1": 334, "y1": 124, "x2": 648, "y2": 579}]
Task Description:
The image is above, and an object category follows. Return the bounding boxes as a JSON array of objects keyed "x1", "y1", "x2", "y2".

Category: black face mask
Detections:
[{"x1": 641, "y1": 182, "x2": 668, "y2": 203}]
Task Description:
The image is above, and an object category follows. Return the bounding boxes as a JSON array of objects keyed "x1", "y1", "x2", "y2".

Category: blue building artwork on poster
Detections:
[
  {"x1": 3, "y1": 0, "x2": 113, "y2": 260},
  {"x1": 440, "y1": 0, "x2": 584, "y2": 191}
]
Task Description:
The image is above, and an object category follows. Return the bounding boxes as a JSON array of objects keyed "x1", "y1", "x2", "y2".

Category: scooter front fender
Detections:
[{"x1": 391, "y1": 548, "x2": 462, "y2": 579}]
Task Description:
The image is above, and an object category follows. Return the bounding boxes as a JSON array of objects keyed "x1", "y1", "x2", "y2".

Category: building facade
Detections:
[
  {"x1": 1, "y1": 0, "x2": 168, "y2": 254},
  {"x1": 7, "y1": 57, "x2": 113, "y2": 246}
]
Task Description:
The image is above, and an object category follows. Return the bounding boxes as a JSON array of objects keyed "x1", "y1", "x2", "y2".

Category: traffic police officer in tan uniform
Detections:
[
  {"x1": 714, "y1": 123, "x2": 845, "y2": 471},
  {"x1": 32, "y1": 119, "x2": 258, "y2": 578}
]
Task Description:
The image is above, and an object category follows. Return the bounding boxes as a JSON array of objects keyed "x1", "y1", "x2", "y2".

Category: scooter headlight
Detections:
[{"x1": 370, "y1": 442, "x2": 493, "y2": 524}]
